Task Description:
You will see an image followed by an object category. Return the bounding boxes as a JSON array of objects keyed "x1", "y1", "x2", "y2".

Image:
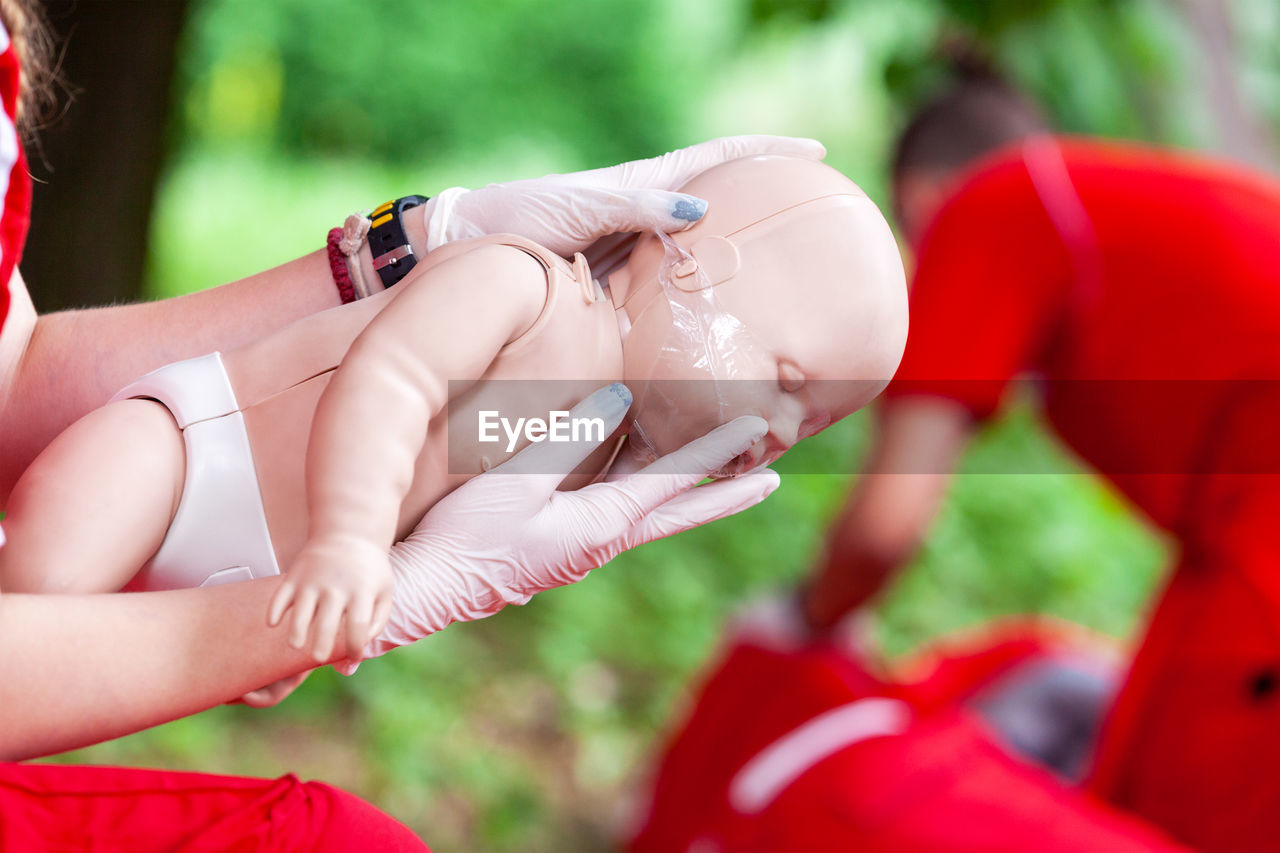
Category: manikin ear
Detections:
[{"x1": 670, "y1": 236, "x2": 741, "y2": 293}]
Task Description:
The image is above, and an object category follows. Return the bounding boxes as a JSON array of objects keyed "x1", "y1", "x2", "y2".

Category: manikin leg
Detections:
[{"x1": 0, "y1": 399, "x2": 185, "y2": 593}]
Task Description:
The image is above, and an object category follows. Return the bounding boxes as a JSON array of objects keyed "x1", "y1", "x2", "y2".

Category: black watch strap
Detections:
[{"x1": 369, "y1": 194, "x2": 430, "y2": 289}]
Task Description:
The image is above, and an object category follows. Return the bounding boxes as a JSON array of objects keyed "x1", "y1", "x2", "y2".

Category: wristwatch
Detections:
[{"x1": 369, "y1": 194, "x2": 430, "y2": 289}]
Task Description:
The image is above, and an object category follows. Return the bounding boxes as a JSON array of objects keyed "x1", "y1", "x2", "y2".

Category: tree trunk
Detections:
[{"x1": 22, "y1": 0, "x2": 191, "y2": 312}]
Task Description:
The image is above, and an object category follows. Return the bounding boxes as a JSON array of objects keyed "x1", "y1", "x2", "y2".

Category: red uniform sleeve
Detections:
[
  {"x1": 0, "y1": 20, "x2": 32, "y2": 338},
  {"x1": 886, "y1": 154, "x2": 1072, "y2": 421}
]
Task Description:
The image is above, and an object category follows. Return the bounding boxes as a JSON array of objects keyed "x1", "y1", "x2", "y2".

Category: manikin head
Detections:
[
  {"x1": 605, "y1": 154, "x2": 908, "y2": 476},
  {"x1": 892, "y1": 77, "x2": 1046, "y2": 247}
]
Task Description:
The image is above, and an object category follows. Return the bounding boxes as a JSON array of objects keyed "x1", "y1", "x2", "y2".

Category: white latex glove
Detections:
[
  {"x1": 423, "y1": 135, "x2": 826, "y2": 255},
  {"x1": 344, "y1": 383, "x2": 780, "y2": 666}
]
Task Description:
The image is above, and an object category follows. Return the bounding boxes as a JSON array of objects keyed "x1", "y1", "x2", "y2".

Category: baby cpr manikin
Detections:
[
  {"x1": 0, "y1": 153, "x2": 907, "y2": 661},
  {"x1": 113, "y1": 233, "x2": 623, "y2": 592}
]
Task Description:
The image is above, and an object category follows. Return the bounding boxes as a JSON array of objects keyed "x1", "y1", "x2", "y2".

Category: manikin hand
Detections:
[
  {"x1": 423, "y1": 134, "x2": 826, "y2": 255},
  {"x1": 267, "y1": 536, "x2": 396, "y2": 663},
  {"x1": 335, "y1": 383, "x2": 780, "y2": 671}
]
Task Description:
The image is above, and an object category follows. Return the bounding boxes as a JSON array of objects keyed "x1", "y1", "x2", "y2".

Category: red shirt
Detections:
[
  {"x1": 888, "y1": 137, "x2": 1280, "y2": 849},
  {"x1": 0, "y1": 19, "x2": 31, "y2": 335},
  {"x1": 888, "y1": 136, "x2": 1280, "y2": 542}
]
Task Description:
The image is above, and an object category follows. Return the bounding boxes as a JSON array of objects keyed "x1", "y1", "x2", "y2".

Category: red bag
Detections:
[{"x1": 628, "y1": 621, "x2": 1185, "y2": 852}]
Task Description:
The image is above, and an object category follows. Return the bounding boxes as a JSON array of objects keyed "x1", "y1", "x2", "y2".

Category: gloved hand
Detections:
[
  {"x1": 423, "y1": 135, "x2": 826, "y2": 255},
  {"x1": 344, "y1": 383, "x2": 780, "y2": 667}
]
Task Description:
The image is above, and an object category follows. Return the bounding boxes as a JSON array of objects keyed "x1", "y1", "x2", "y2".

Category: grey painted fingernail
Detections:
[
  {"x1": 671, "y1": 195, "x2": 708, "y2": 222},
  {"x1": 608, "y1": 382, "x2": 634, "y2": 408},
  {"x1": 581, "y1": 383, "x2": 632, "y2": 420}
]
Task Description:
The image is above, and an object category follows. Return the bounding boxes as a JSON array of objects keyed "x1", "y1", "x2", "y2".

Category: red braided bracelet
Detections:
[{"x1": 326, "y1": 226, "x2": 357, "y2": 304}]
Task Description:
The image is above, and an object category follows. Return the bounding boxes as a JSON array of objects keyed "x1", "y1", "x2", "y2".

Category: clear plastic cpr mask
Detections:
[{"x1": 613, "y1": 155, "x2": 894, "y2": 476}]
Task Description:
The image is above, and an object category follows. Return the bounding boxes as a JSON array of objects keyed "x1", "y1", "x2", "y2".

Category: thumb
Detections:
[{"x1": 591, "y1": 187, "x2": 709, "y2": 236}]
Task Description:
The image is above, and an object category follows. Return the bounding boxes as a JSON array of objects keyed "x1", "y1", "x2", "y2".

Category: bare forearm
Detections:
[
  {"x1": 0, "y1": 577, "x2": 335, "y2": 760},
  {"x1": 803, "y1": 398, "x2": 973, "y2": 631},
  {"x1": 804, "y1": 479, "x2": 932, "y2": 629},
  {"x1": 0, "y1": 251, "x2": 341, "y2": 503}
]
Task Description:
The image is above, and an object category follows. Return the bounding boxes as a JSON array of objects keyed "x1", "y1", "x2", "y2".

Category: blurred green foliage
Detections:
[
  {"x1": 51, "y1": 0, "x2": 1280, "y2": 850},
  {"x1": 176, "y1": 0, "x2": 682, "y2": 167}
]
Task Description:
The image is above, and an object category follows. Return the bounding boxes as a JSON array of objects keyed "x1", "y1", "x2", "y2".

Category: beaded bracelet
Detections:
[
  {"x1": 325, "y1": 213, "x2": 376, "y2": 304},
  {"x1": 325, "y1": 227, "x2": 357, "y2": 304}
]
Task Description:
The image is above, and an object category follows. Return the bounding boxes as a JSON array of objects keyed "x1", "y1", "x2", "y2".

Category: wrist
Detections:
[
  {"x1": 333, "y1": 195, "x2": 434, "y2": 302},
  {"x1": 421, "y1": 187, "x2": 467, "y2": 251},
  {"x1": 404, "y1": 200, "x2": 430, "y2": 258},
  {"x1": 351, "y1": 237, "x2": 379, "y2": 296},
  {"x1": 350, "y1": 216, "x2": 429, "y2": 292},
  {"x1": 303, "y1": 528, "x2": 386, "y2": 560},
  {"x1": 383, "y1": 532, "x2": 526, "y2": 641},
  {"x1": 380, "y1": 537, "x2": 455, "y2": 642}
]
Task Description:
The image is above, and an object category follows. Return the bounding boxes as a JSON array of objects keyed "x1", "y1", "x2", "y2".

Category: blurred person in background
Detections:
[
  {"x1": 802, "y1": 65, "x2": 1280, "y2": 850},
  {"x1": 0, "y1": 0, "x2": 793, "y2": 847}
]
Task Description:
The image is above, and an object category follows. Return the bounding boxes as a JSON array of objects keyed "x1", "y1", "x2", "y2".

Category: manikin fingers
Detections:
[
  {"x1": 309, "y1": 593, "x2": 347, "y2": 663},
  {"x1": 287, "y1": 585, "x2": 322, "y2": 650},
  {"x1": 370, "y1": 596, "x2": 394, "y2": 647},
  {"x1": 267, "y1": 578, "x2": 297, "y2": 627},
  {"x1": 344, "y1": 592, "x2": 374, "y2": 662}
]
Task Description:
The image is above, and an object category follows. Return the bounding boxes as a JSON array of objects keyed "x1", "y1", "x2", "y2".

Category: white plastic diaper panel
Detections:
[
  {"x1": 113, "y1": 352, "x2": 281, "y2": 591},
  {"x1": 110, "y1": 351, "x2": 239, "y2": 428},
  {"x1": 202, "y1": 566, "x2": 257, "y2": 587},
  {"x1": 129, "y1": 410, "x2": 281, "y2": 590}
]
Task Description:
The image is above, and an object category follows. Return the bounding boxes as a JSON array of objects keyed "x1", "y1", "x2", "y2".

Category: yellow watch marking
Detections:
[{"x1": 371, "y1": 213, "x2": 393, "y2": 228}]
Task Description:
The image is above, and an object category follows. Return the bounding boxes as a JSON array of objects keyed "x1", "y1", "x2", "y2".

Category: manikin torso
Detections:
[{"x1": 221, "y1": 234, "x2": 624, "y2": 572}]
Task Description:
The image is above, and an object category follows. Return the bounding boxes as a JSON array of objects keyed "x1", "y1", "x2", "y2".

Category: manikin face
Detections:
[{"x1": 609, "y1": 155, "x2": 908, "y2": 475}]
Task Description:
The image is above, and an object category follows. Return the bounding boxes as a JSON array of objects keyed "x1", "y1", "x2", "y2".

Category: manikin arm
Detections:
[
  {"x1": 268, "y1": 244, "x2": 547, "y2": 661},
  {"x1": 803, "y1": 397, "x2": 973, "y2": 631}
]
